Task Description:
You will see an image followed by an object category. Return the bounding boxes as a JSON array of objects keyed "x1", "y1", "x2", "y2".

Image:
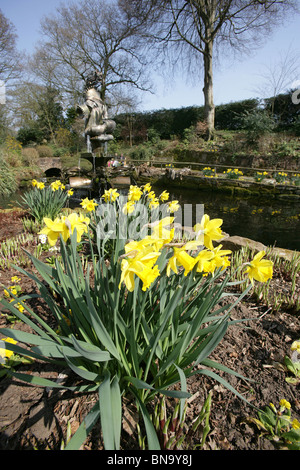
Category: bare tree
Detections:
[
  {"x1": 33, "y1": 0, "x2": 155, "y2": 111},
  {"x1": 0, "y1": 9, "x2": 22, "y2": 85},
  {"x1": 138, "y1": 0, "x2": 298, "y2": 139},
  {"x1": 254, "y1": 45, "x2": 300, "y2": 114}
]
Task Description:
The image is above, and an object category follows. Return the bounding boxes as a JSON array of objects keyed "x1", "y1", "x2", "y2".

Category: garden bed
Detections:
[{"x1": 0, "y1": 209, "x2": 299, "y2": 451}]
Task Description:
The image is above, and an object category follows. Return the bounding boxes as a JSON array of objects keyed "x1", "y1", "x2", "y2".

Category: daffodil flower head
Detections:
[
  {"x1": 80, "y1": 197, "x2": 98, "y2": 211},
  {"x1": 167, "y1": 200, "x2": 180, "y2": 213},
  {"x1": 119, "y1": 244, "x2": 161, "y2": 291},
  {"x1": 51, "y1": 181, "x2": 60, "y2": 191},
  {"x1": 142, "y1": 183, "x2": 152, "y2": 193},
  {"x1": 243, "y1": 250, "x2": 273, "y2": 284},
  {"x1": 39, "y1": 213, "x2": 90, "y2": 246},
  {"x1": 128, "y1": 185, "x2": 143, "y2": 202},
  {"x1": 102, "y1": 188, "x2": 120, "y2": 203},
  {"x1": 149, "y1": 198, "x2": 159, "y2": 209},
  {"x1": 194, "y1": 214, "x2": 223, "y2": 250},
  {"x1": 122, "y1": 200, "x2": 135, "y2": 215},
  {"x1": 166, "y1": 240, "x2": 200, "y2": 277},
  {"x1": 159, "y1": 190, "x2": 169, "y2": 202}
]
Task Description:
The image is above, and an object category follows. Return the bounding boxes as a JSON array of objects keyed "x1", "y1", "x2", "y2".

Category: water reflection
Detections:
[{"x1": 166, "y1": 187, "x2": 300, "y2": 251}]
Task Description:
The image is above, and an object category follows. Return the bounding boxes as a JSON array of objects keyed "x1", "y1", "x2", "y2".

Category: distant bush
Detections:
[
  {"x1": 51, "y1": 146, "x2": 70, "y2": 157},
  {"x1": 17, "y1": 126, "x2": 44, "y2": 146},
  {"x1": 128, "y1": 144, "x2": 152, "y2": 161},
  {"x1": 55, "y1": 127, "x2": 74, "y2": 148},
  {"x1": 36, "y1": 145, "x2": 54, "y2": 158},
  {"x1": 240, "y1": 110, "x2": 275, "y2": 143},
  {"x1": 21, "y1": 147, "x2": 39, "y2": 165}
]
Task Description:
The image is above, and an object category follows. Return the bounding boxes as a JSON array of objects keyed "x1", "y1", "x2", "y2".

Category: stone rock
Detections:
[{"x1": 216, "y1": 235, "x2": 266, "y2": 253}]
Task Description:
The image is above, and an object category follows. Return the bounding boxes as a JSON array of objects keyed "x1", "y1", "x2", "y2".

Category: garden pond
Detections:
[{"x1": 0, "y1": 186, "x2": 299, "y2": 251}]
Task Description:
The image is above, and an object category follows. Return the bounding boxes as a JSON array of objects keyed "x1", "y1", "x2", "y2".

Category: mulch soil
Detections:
[{"x1": 0, "y1": 209, "x2": 299, "y2": 451}]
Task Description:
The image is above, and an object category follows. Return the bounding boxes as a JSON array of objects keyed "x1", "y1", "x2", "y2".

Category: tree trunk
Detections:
[{"x1": 203, "y1": 40, "x2": 214, "y2": 140}]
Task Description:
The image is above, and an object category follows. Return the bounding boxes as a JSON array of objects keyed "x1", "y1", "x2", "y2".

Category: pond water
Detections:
[
  {"x1": 0, "y1": 186, "x2": 299, "y2": 251},
  {"x1": 165, "y1": 187, "x2": 300, "y2": 251}
]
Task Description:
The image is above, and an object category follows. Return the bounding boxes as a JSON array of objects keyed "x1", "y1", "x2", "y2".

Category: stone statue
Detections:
[{"x1": 77, "y1": 71, "x2": 116, "y2": 153}]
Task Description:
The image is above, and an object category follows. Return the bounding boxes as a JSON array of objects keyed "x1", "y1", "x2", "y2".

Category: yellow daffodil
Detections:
[
  {"x1": 0, "y1": 337, "x2": 17, "y2": 360},
  {"x1": 166, "y1": 241, "x2": 200, "y2": 277},
  {"x1": 124, "y1": 238, "x2": 156, "y2": 255},
  {"x1": 51, "y1": 181, "x2": 60, "y2": 191},
  {"x1": 119, "y1": 245, "x2": 161, "y2": 291},
  {"x1": 159, "y1": 190, "x2": 169, "y2": 202},
  {"x1": 205, "y1": 245, "x2": 231, "y2": 273},
  {"x1": 194, "y1": 249, "x2": 215, "y2": 274},
  {"x1": 128, "y1": 185, "x2": 143, "y2": 202},
  {"x1": 39, "y1": 213, "x2": 90, "y2": 246},
  {"x1": 244, "y1": 250, "x2": 273, "y2": 284},
  {"x1": 122, "y1": 200, "x2": 135, "y2": 215},
  {"x1": 147, "y1": 191, "x2": 156, "y2": 201},
  {"x1": 36, "y1": 182, "x2": 45, "y2": 190},
  {"x1": 149, "y1": 197, "x2": 159, "y2": 209},
  {"x1": 151, "y1": 217, "x2": 174, "y2": 241},
  {"x1": 194, "y1": 214, "x2": 223, "y2": 250},
  {"x1": 67, "y1": 189, "x2": 74, "y2": 196},
  {"x1": 31, "y1": 179, "x2": 37, "y2": 187},
  {"x1": 80, "y1": 197, "x2": 98, "y2": 212},
  {"x1": 167, "y1": 200, "x2": 180, "y2": 213},
  {"x1": 102, "y1": 188, "x2": 120, "y2": 203},
  {"x1": 142, "y1": 183, "x2": 151, "y2": 193}
]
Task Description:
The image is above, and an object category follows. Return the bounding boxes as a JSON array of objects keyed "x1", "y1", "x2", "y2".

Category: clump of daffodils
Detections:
[
  {"x1": 118, "y1": 212, "x2": 273, "y2": 293},
  {"x1": 37, "y1": 184, "x2": 273, "y2": 292}
]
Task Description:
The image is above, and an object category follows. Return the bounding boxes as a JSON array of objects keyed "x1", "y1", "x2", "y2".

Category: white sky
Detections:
[{"x1": 1, "y1": 0, "x2": 300, "y2": 112}]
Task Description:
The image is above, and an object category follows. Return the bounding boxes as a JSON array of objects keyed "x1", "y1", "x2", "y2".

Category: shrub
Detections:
[
  {"x1": 5, "y1": 135, "x2": 22, "y2": 154},
  {"x1": 240, "y1": 110, "x2": 275, "y2": 143},
  {"x1": 21, "y1": 147, "x2": 39, "y2": 165},
  {"x1": 19, "y1": 182, "x2": 68, "y2": 223},
  {"x1": 17, "y1": 127, "x2": 44, "y2": 146},
  {"x1": 36, "y1": 145, "x2": 54, "y2": 158}
]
